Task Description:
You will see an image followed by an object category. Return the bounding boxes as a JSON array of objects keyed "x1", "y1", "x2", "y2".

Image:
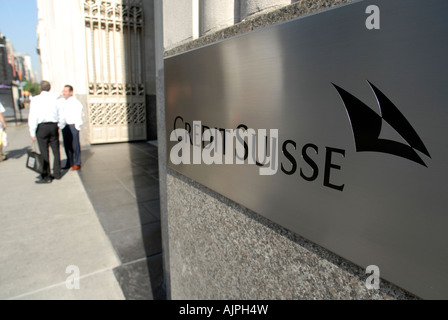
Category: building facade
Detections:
[
  {"x1": 0, "y1": 34, "x2": 35, "y2": 85},
  {"x1": 0, "y1": 33, "x2": 35, "y2": 118},
  {"x1": 37, "y1": 0, "x2": 158, "y2": 146}
]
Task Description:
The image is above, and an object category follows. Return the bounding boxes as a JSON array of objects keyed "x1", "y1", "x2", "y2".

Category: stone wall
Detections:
[{"x1": 167, "y1": 170, "x2": 416, "y2": 299}]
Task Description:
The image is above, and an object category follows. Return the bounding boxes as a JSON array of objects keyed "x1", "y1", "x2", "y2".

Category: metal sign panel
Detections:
[{"x1": 165, "y1": 0, "x2": 448, "y2": 299}]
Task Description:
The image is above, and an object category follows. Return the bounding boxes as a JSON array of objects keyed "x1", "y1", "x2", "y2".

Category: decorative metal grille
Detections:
[{"x1": 89, "y1": 103, "x2": 146, "y2": 126}]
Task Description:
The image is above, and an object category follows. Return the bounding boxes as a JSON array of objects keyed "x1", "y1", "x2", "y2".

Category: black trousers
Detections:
[
  {"x1": 36, "y1": 122, "x2": 61, "y2": 179},
  {"x1": 62, "y1": 125, "x2": 81, "y2": 166}
]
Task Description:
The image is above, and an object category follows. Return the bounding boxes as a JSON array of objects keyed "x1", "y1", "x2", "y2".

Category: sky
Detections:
[{"x1": 0, "y1": 0, "x2": 41, "y2": 81}]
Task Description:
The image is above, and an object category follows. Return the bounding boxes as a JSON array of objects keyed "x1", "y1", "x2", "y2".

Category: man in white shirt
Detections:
[
  {"x1": 28, "y1": 81, "x2": 65, "y2": 183},
  {"x1": 0, "y1": 101, "x2": 6, "y2": 162},
  {"x1": 58, "y1": 85, "x2": 83, "y2": 171}
]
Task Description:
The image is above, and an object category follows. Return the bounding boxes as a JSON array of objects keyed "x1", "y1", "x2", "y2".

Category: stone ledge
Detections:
[{"x1": 164, "y1": 0, "x2": 356, "y2": 57}]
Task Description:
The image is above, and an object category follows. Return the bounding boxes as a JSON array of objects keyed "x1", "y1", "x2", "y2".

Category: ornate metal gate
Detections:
[{"x1": 84, "y1": 0, "x2": 146, "y2": 143}]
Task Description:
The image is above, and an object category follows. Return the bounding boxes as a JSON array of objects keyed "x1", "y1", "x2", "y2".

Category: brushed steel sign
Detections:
[{"x1": 165, "y1": 0, "x2": 448, "y2": 299}]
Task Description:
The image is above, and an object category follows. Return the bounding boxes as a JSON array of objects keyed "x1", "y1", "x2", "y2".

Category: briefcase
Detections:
[{"x1": 26, "y1": 151, "x2": 44, "y2": 174}]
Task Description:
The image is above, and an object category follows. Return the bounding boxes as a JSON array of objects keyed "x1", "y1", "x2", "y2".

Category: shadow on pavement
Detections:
[
  {"x1": 5, "y1": 146, "x2": 31, "y2": 159},
  {"x1": 79, "y1": 142, "x2": 165, "y2": 300}
]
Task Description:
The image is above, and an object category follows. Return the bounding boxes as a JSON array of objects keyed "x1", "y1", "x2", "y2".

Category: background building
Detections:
[
  {"x1": 0, "y1": 33, "x2": 35, "y2": 119},
  {"x1": 0, "y1": 35, "x2": 12, "y2": 85}
]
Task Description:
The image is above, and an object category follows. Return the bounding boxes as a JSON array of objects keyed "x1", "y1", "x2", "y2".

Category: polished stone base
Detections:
[{"x1": 168, "y1": 169, "x2": 417, "y2": 300}]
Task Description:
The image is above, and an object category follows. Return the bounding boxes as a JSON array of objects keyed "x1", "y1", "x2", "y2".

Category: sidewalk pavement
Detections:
[{"x1": 0, "y1": 115, "x2": 164, "y2": 300}]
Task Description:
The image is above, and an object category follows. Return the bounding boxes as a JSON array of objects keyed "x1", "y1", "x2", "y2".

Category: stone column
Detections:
[
  {"x1": 143, "y1": 0, "x2": 158, "y2": 140},
  {"x1": 155, "y1": 0, "x2": 171, "y2": 299},
  {"x1": 240, "y1": 0, "x2": 292, "y2": 20},
  {"x1": 199, "y1": 0, "x2": 236, "y2": 36},
  {"x1": 163, "y1": 0, "x2": 194, "y2": 49}
]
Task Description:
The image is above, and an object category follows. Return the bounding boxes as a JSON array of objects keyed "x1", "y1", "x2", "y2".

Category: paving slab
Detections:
[{"x1": 79, "y1": 141, "x2": 165, "y2": 300}]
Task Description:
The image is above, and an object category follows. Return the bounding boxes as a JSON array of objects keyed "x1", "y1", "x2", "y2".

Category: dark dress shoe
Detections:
[
  {"x1": 35, "y1": 177, "x2": 53, "y2": 184},
  {"x1": 71, "y1": 165, "x2": 81, "y2": 171},
  {"x1": 62, "y1": 165, "x2": 71, "y2": 170}
]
